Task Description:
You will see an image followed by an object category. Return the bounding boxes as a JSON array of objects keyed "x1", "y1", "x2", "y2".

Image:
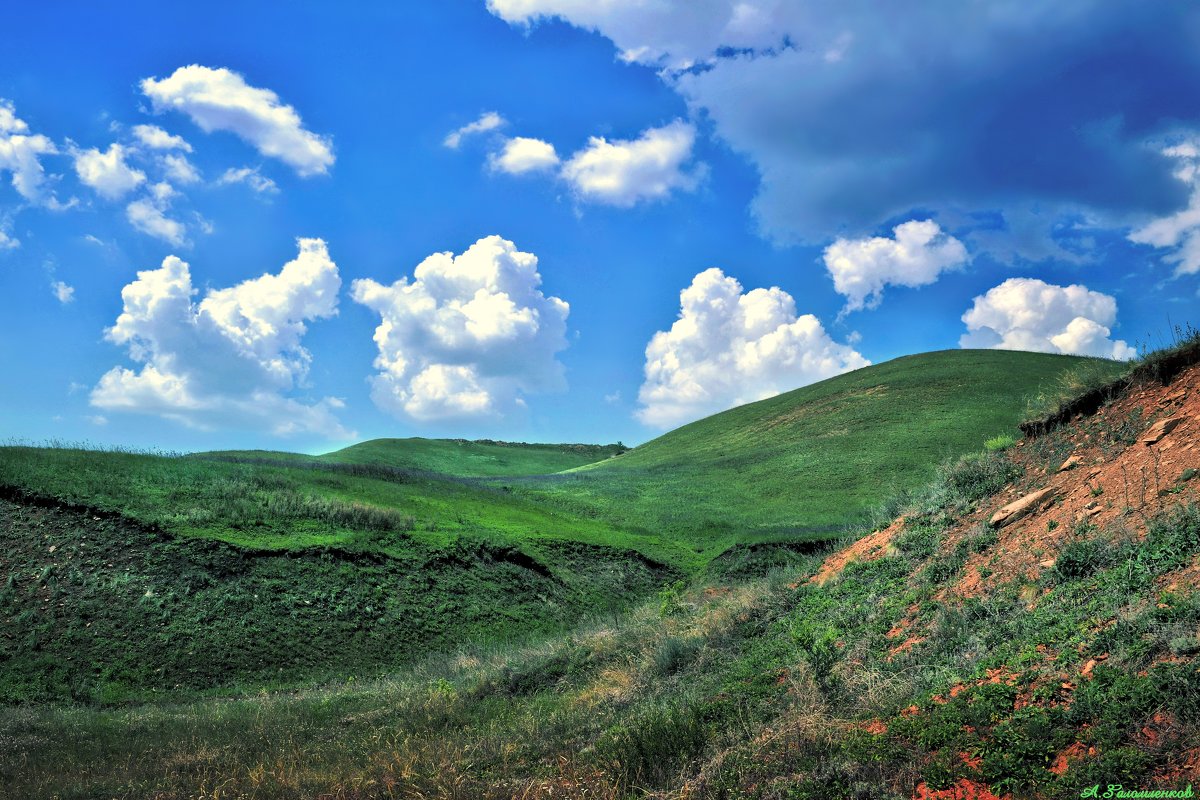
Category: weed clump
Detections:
[{"x1": 984, "y1": 433, "x2": 1016, "y2": 452}]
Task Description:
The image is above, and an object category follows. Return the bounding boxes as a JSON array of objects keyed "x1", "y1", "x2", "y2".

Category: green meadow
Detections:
[
  {"x1": 510, "y1": 349, "x2": 1123, "y2": 547},
  {"x1": 7, "y1": 345, "x2": 1196, "y2": 799}
]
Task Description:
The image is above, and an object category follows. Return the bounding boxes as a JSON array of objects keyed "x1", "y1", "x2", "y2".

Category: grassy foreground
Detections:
[{"x1": 5, "y1": 433, "x2": 1197, "y2": 798}]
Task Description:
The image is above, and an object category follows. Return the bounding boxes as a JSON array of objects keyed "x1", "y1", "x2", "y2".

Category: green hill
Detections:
[
  {"x1": 203, "y1": 438, "x2": 624, "y2": 478},
  {"x1": 7, "y1": 337, "x2": 1198, "y2": 800},
  {"x1": 511, "y1": 349, "x2": 1123, "y2": 552},
  {"x1": 0, "y1": 348, "x2": 1121, "y2": 702}
]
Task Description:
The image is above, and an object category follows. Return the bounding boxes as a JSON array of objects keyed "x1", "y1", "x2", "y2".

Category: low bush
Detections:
[{"x1": 984, "y1": 434, "x2": 1016, "y2": 452}]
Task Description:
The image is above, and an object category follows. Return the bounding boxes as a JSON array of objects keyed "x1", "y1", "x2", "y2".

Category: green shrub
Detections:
[
  {"x1": 1053, "y1": 534, "x2": 1116, "y2": 581},
  {"x1": 658, "y1": 579, "x2": 687, "y2": 617},
  {"x1": 937, "y1": 452, "x2": 1023, "y2": 508},
  {"x1": 595, "y1": 701, "x2": 709, "y2": 790},
  {"x1": 984, "y1": 434, "x2": 1017, "y2": 452},
  {"x1": 1168, "y1": 636, "x2": 1200, "y2": 656},
  {"x1": 652, "y1": 635, "x2": 702, "y2": 676}
]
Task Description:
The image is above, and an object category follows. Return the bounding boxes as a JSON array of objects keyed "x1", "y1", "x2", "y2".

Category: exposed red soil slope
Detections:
[{"x1": 814, "y1": 362, "x2": 1200, "y2": 591}]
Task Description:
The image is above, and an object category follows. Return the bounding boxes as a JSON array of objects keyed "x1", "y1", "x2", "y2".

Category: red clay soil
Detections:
[
  {"x1": 1049, "y1": 742, "x2": 1096, "y2": 776},
  {"x1": 813, "y1": 362, "x2": 1200, "y2": 594},
  {"x1": 1155, "y1": 746, "x2": 1200, "y2": 784},
  {"x1": 912, "y1": 778, "x2": 1010, "y2": 800},
  {"x1": 812, "y1": 517, "x2": 906, "y2": 585}
]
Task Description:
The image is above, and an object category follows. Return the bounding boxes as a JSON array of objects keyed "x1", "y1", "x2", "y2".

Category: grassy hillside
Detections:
[
  {"x1": 0, "y1": 349, "x2": 1121, "y2": 704},
  {"x1": 0, "y1": 492, "x2": 673, "y2": 704},
  {"x1": 205, "y1": 437, "x2": 625, "y2": 478},
  {"x1": 0, "y1": 447, "x2": 683, "y2": 701},
  {"x1": 7, "y1": 351, "x2": 1198, "y2": 800},
  {"x1": 0, "y1": 446, "x2": 673, "y2": 559},
  {"x1": 513, "y1": 350, "x2": 1123, "y2": 550}
]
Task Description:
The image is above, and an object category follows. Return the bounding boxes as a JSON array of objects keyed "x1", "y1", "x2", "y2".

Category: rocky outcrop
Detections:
[
  {"x1": 989, "y1": 487, "x2": 1056, "y2": 529},
  {"x1": 1141, "y1": 417, "x2": 1182, "y2": 445}
]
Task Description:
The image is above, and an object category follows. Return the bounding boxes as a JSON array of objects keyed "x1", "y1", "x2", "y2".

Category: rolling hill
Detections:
[
  {"x1": 203, "y1": 438, "x2": 625, "y2": 478},
  {"x1": 0, "y1": 348, "x2": 1120, "y2": 702},
  {"x1": 6, "y1": 338, "x2": 1199, "y2": 799},
  {"x1": 509, "y1": 349, "x2": 1125, "y2": 552}
]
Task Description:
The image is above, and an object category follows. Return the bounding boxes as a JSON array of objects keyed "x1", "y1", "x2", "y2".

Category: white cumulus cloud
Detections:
[
  {"x1": 560, "y1": 120, "x2": 701, "y2": 206},
  {"x1": 131, "y1": 124, "x2": 192, "y2": 152},
  {"x1": 216, "y1": 166, "x2": 279, "y2": 194},
  {"x1": 637, "y1": 267, "x2": 869, "y2": 428},
  {"x1": 161, "y1": 153, "x2": 200, "y2": 185},
  {"x1": 960, "y1": 277, "x2": 1136, "y2": 360},
  {"x1": 351, "y1": 235, "x2": 569, "y2": 422},
  {"x1": 126, "y1": 182, "x2": 187, "y2": 246},
  {"x1": 443, "y1": 111, "x2": 506, "y2": 149},
  {"x1": 823, "y1": 219, "x2": 969, "y2": 312},
  {"x1": 0, "y1": 228, "x2": 17, "y2": 250},
  {"x1": 91, "y1": 238, "x2": 350, "y2": 437},
  {"x1": 489, "y1": 136, "x2": 560, "y2": 175},
  {"x1": 141, "y1": 65, "x2": 334, "y2": 176},
  {"x1": 0, "y1": 99, "x2": 61, "y2": 205},
  {"x1": 72, "y1": 143, "x2": 146, "y2": 199}
]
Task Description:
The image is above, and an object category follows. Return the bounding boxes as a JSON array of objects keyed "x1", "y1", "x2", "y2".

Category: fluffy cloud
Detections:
[
  {"x1": 823, "y1": 219, "x2": 969, "y2": 312},
  {"x1": 351, "y1": 235, "x2": 569, "y2": 422},
  {"x1": 637, "y1": 268, "x2": 869, "y2": 428},
  {"x1": 443, "y1": 112, "x2": 506, "y2": 149},
  {"x1": 92, "y1": 238, "x2": 349, "y2": 437},
  {"x1": 560, "y1": 120, "x2": 701, "y2": 206},
  {"x1": 960, "y1": 277, "x2": 1135, "y2": 360},
  {"x1": 72, "y1": 143, "x2": 146, "y2": 199},
  {"x1": 216, "y1": 166, "x2": 279, "y2": 194},
  {"x1": 474, "y1": 120, "x2": 702, "y2": 206},
  {"x1": 489, "y1": 136, "x2": 559, "y2": 175},
  {"x1": 1129, "y1": 140, "x2": 1200, "y2": 275},
  {"x1": 141, "y1": 65, "x2": 334, "y2": 176},
  {"x1": 50, "y1": 280, "x2": 74, "y2": 304},
  {"x1": 0, "y1": 229, "x2": 17, "y2": 250},
  {"x1": 161, "y1": 153, "x2": 200, "y2": 185},
  {"x1": 0, "y1": 99, "x2": 60, "y2": 205},
  {"x1": 491, "y1": 3, "x2": 1200, "y2": 247},
  {"x1": 126, "y1": 182, "x2": 186, "y2": 246},
  {"x1": 131, "y1": 124, "x2": 192, "y2": 152}
]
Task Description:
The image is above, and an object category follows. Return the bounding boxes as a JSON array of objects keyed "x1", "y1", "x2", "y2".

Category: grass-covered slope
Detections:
[
  {"x1": 0, "y1": 446, "x2": 683, "y2": 701},
  {"x1": 205, "y1": 437, "x2": 625, "y2": 478},
  {"x1": 8, "y1": 355, "x2": 1199, "y2": 800},
  {"x1": 0, "y1": 446, "x2": 676, "y2": 561},
  {"x1": 322, "y1": 438, "x2": 625, "y2": 476},
  {"x1": 515, "y1": 350, "x2": 1123, "y2": 547},
  {"x1": 0, "y1": 494, "x2": 673, "y2": 703},
  {"x1": 0, "y1": 349, "x2": 1122, "y2": 706}
]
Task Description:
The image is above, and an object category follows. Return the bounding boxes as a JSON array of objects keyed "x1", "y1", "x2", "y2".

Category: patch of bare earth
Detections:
[
  {"x1": 912, "y1": 363, "x2": 1200, "y2": 603},
  {"x1": 811, "y1": 516, "x2": 906, "y2": 585}
]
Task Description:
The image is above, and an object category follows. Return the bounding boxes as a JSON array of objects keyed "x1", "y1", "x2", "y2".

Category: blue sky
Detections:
[{"x1": 1, "y1": 1, "x2": 1197, "y2": 452}]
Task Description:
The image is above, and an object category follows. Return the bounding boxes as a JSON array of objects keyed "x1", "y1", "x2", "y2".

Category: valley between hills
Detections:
[{"x1": 3, "y1": 343, "x2": 1199, "y2": 799}]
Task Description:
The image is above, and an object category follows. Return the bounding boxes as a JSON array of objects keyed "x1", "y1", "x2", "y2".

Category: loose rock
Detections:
[
  {"x1": 1142, "y1": 417, "x2": 1182, "y2": 445},
  {"x1": 990, "y1": 487, "x2": 1057, "y2": 528}
]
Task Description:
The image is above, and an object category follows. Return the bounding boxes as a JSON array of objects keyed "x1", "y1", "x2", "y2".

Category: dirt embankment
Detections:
[{"x1": 815, "y1": 360, "x2": 1200, "y2": 594}]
